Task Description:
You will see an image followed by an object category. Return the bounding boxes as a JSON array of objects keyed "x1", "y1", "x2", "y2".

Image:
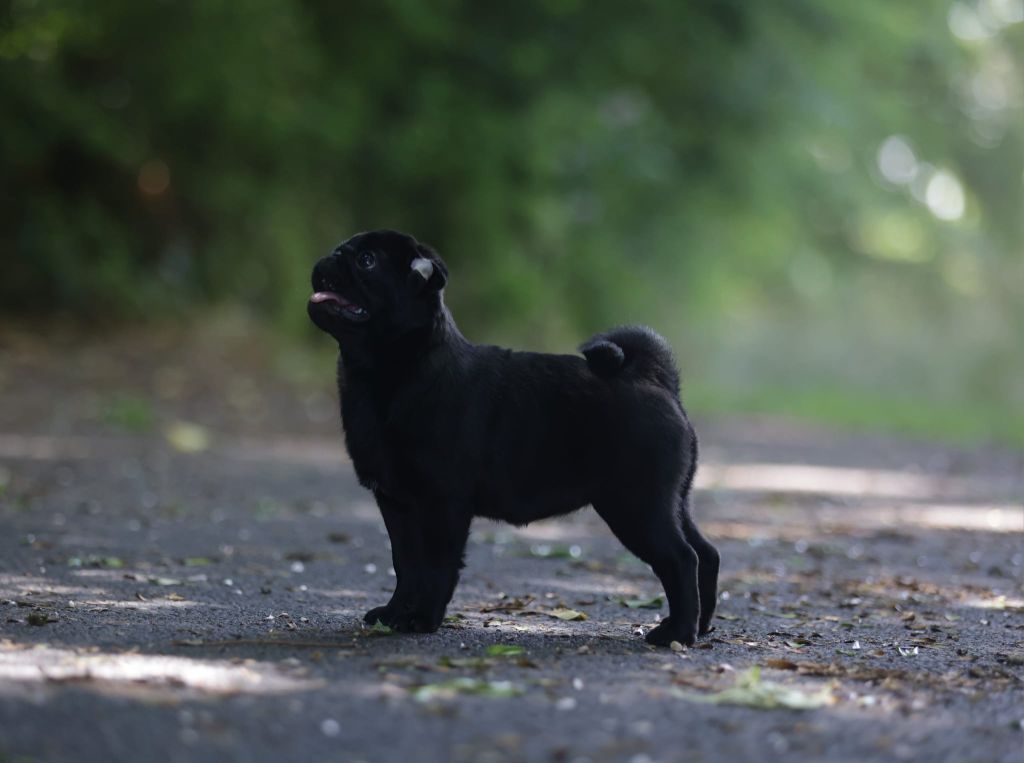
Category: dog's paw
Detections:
[
  {"x1": 363, "y1": 605, "x2": 396, "y2": 626},
  {"x1": 394, "y1": 613, "x2": 442, "y2": 634},
  {"x1": 697, "y1": 608, "x2": 716, "y2": 637},
  {"x1": 643, "y1": 617, "x2": 697, "y2": 648},
  {"x1": 363, "y1": 604, "x2": 441, "y2": 634}
]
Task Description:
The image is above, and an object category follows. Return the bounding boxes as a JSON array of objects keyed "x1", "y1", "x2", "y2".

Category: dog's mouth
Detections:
[{"x1": 309, "y1": 291, "x2": 370, "y2": 322}]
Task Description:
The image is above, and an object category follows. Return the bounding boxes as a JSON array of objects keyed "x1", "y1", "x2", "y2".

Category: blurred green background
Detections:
[{"x1": 2, "y1": 0, "x2": 1022, "y2": 446}]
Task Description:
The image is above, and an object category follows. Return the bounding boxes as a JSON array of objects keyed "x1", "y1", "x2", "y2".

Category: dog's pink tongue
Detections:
[{"x1": 310, "y1": 291, "x2": 349, "y2": 306}]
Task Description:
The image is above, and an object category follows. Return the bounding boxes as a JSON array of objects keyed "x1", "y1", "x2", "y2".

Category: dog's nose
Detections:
[{"x1": 312, "y1": 256, "x2": 337, "y2": 287}]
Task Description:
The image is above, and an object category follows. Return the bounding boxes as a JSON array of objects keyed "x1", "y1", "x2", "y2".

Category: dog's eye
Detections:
[{"x1": 356, "y1": 251, "x2": 376, "y2": 270}]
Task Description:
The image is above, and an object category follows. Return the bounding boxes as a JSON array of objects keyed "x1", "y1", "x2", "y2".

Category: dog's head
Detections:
[{"x1": 307, "y1": 230, "x2": 448, "y2": 346}]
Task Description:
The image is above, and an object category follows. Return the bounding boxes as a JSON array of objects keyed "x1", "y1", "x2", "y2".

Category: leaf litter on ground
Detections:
[
  {"x1": 67, "y1": 555, "x2": 124, "y2": 569},
  {"x1": 411, "y1": 677, "x2": 522, "y2": 702},
  {"x1": 485, "y1": 644, "x2": 526, "y2": 657},
  {"x1": 619, "y1": 595, "x2": 664, "y2": 609},
  {"x1": 480, "y1": 596, "x2": 535, "y2": 613},
  {"x1": 437, "y1": 645, "x2": 536, "y2": 671},
  {"x1": 148, "y1": 576, "x2": 183, "y2": 586},
  {"x1": 549, "y1": 608, "x2": 587, "y2": 621},
  {"x1": 671, "y1": 667, "x2": 834, "y2": 710},
  {"x1": 164, "y1": 421, "x2": 210, "y2": 453}
]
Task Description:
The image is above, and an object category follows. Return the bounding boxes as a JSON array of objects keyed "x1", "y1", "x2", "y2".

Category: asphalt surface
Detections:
[{"x1": 0, "y1": 334, "x2": 1022, "y2": 763}]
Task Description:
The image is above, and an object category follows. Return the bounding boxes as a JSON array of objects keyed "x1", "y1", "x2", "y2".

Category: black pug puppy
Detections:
[{"x1": 308, "y1": 230, "x2": 719, "y2": 646}]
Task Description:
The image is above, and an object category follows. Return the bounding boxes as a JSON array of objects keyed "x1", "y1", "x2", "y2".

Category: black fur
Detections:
[{"x1": 308, "y1": 230, "x2": 719, "y2": 646}]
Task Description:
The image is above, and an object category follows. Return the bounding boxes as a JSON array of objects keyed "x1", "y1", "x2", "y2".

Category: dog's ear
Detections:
[{"x1": 407, "y1": 243, "x2": 448, "y2": 293}]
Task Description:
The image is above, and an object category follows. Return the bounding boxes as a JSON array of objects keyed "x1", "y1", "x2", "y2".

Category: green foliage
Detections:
[
  {"x1": 2, "y1": 1, "x2": 1021, "y2": 442},
  {"x1": 101, "y1": 393, "x2": 154, "y2": 433}
]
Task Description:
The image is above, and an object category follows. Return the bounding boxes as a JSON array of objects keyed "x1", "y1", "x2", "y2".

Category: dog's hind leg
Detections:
[
  {"x1": 679, "y1": 497, "x2": 720, "y2": 635},
  {"x1": 594, "y1": 494, "x2": 700, "y2": 647},
  {"x1": 674, "y1": 423, "x2": 719, "y2": 636}
]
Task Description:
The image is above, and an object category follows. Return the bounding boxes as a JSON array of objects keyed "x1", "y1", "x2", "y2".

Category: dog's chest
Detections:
[{"x1": 340, "y1": 391, "x2": 435, "y2": 494}]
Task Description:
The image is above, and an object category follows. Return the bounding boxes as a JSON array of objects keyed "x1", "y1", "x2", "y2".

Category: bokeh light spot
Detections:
[
  {"x1": 984, "y1": 0, "x2": 1024, "y2": 25},
  {"x1": 949, "y1": 2, "x2": 995, "y2": 40},
  {"x1": 925, "y1": 170, "x2": 966, "y2": 221},
  {"x1": 877, "y1": 136, "x2": 917, "y2": 185}
]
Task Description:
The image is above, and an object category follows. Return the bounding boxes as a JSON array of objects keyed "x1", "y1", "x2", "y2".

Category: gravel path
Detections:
[{"x1": 0, "y1": 335, "x2": 1022, "y2": 763}]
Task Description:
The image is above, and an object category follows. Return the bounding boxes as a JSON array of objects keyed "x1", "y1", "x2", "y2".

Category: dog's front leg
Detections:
[
  {"x1": 411, "y1": 506, "x2": 472, "y2": 631},
  {"x1": 364, "y1": 493, "x2": 471, "y2": 634},
  {"x1": 362, "y1": 492, "x2": 420, "y2": 628}
]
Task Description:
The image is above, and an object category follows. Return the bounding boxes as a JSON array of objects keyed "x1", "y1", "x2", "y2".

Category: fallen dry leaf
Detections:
[{"x1": 549, "y1": 608, "x2": 587, "y2": 621}]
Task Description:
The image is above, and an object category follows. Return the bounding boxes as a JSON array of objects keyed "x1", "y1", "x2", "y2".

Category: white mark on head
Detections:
[{"x1": 410, "y1": 257, "x2": 434, "y2": 280}]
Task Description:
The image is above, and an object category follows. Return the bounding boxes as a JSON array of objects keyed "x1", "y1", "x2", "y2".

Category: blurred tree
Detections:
[{"x1": 2, "y1": 0, "x2": 1021, "y2": 439}]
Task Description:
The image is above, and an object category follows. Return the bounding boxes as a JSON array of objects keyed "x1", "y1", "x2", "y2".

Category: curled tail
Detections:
[{"x1": 580, "y1": 325, "x2": 681, "y2": 393}]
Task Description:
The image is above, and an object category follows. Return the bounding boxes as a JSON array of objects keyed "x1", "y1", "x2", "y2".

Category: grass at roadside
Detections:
[{"x1": 686, "y1": 382, "x2": 1024, "y2": 450}]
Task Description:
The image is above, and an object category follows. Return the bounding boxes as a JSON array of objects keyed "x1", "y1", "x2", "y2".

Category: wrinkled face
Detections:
[{"x1": 307, "y1": 230, "x2": 447, "y2": 344}]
